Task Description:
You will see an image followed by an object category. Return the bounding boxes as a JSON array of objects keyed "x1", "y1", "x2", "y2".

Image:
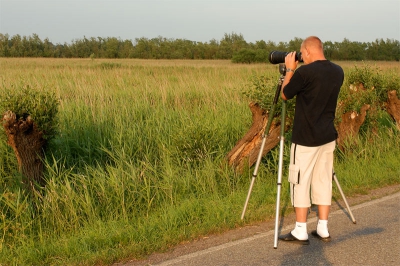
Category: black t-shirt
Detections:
[{"x1": 283, "y1": 60, "x2": 344, "y2": 147}]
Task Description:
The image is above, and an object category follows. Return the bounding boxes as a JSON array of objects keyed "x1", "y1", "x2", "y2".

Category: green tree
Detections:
[
  {"x1": 120, "y1": 39, "x2": 134, "y2": 58},
  {"x1": 366, "y1": 39, "x2": 400, "y2": 61},
  {"x1": 205, "y1": 39, "x2": 219, "y2": 59},
  {"x1": 217, "y1": 32, "x2": 248, "y2": 59},
  {"x1": 0, "y1": 33, "x2": 10, "y2": 56},
  {"x1": 337, "y1": 38, "x2": 366, "y2": 60},
  {"x1": 133, "y1": 37, "x2": 154, "y2": 59},
  {"x1": 287, "y1": 37, "x2": 303, "y2": 51},
  {"x1": 43, "y1": 38, "x2": 54, "y2": 57},
  {"x1": 254, "y1": 40, "x2": 267, "y2": 50},
  {"x1": 9, "y1": 34, "x2": 23, "y2": 57},
  {"x1": 104, "y1": 37, "x2": 120, "y2": 58},
  {"x1": 323, "y1": 41, "x2": 338, "y2": 60},
  {"x1": 232, "y1": 49, "x2": 256, "y2": 63},
  {"x1": 1, "y1": 33, "x2": 399, "y2": 60}
]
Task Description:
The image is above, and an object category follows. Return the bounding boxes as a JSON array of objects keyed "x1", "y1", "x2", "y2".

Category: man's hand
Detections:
[
  {"x1": 281, "y1": 51, "x2": 299, "y2": 100},
  {"x1": 285, "y1": 51, "x2": 299, "y2": 71}
]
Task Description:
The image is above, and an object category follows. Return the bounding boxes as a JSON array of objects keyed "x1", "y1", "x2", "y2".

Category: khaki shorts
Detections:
[{"x1": 288, "y1": 141, "x2": 336, "y2": 208}]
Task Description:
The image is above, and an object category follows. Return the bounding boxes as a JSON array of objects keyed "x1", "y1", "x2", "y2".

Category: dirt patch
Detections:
[{"x1": 118, "y1": 184, "x2": 400, "y2": 266}]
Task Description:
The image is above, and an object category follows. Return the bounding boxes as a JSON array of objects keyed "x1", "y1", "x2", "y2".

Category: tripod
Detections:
[{"x1": 240, "y1": 64, "x2": 356, "y2": 249}]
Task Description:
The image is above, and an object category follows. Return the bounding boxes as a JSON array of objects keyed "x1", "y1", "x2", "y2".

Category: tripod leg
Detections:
[
  {"x1": 241, "y1": 138, "x2": 266, "y2": 220},
  {"x1": 333, "y1": 171, "x2": 356, "y2": 224},
  {"x1": 273, "y1": 100, "x2": 287, "y2": 249},
  {"x1": 241, "y1": 77, "x2": 283, "y2": 220}
]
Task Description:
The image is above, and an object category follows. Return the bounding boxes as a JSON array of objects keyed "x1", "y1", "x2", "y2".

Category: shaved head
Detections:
[
  {"x1": 300, "y1": 36, "x2": 325, "y2": 63},
  {"x1": 302, "y1": 36, "x2": 323, "y2": 51}
]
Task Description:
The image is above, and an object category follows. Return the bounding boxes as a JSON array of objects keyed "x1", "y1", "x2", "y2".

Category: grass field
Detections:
[{"x1": 0, "y1": 58, "x2": 399, "y2": 265}]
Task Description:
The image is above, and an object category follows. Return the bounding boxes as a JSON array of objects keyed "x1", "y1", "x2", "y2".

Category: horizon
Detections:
[
  {"x1": 1, "y1": 0, "x2": 399, "y2": 45},
  {"x1": 1, "y1": 32, "x2": 398, "y2": 46}
]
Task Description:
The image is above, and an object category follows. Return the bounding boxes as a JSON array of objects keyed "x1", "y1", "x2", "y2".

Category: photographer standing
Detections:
[{"x1": 278, "y1": 36, "x2": 344, "y2": 245}]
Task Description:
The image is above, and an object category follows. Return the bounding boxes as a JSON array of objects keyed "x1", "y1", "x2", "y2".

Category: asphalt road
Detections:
[{"x1": 149, "y1": 191, "x2": 400, "y2": 266}]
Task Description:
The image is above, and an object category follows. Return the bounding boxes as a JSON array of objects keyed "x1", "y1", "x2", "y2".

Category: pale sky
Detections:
[{"x1": 0, "y1": 0, "x2": 399, "y2": 44}]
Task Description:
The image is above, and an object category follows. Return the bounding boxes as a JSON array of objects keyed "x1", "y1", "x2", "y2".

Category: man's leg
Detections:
[
  {"x1": 290, "y1": 144, "x2": 317, "y2": 240},
  {"x1": 279, "y1": 206, "x2": 310, "y2": 244},
  {"x1": 279, "y1": 144, "x2": 317, "y2": 244},
  {"x1": 315, "y1": 205, "x2": 331, "y2": 239},
  {"x1": 290, "y1": 207, "x2": 309, "y2": 240},
  {"x1": 311, "y1": 141, "x2": 336, "y2": 240},
  {"x1": 318, "y1": 205, "x2": 330, "y2": 220},
  {"x1": 295, "y1": 207, "x2": 309, "y2": 222}
]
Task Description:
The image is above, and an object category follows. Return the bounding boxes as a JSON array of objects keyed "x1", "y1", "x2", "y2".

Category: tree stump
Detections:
[
  {"x1": 385, "y1": 90, "x2": 400, "y2": 130},
  {"x1": 226, "y1": 102, "x2": 283, "y2": 172},
  {"x1": 2, "y1": 110, "x2": 46, "y2": 191},
  {"x1": 337, "y1": 104, "x2": 370, "y2": 152}
]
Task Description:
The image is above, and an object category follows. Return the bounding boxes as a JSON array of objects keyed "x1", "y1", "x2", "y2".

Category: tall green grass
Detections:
[{"x1": 0, "y1": 59, "x2": 399, "y2": 265}]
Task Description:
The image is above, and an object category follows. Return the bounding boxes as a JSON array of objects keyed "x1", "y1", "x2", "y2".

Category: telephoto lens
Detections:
[{"x1": 268, "y1": 51, "x2": 303, "y2": 64}]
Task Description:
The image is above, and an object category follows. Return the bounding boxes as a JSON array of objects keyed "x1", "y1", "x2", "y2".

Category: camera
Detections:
[{"x1": 268, "y1": 51, "x2": 303, "y2": 64}]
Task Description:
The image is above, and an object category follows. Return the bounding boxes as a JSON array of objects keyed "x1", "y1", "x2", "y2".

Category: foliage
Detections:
[
  {"x1": 0, "y1": 33, "x2": 399, "y2": 61},
  {"x1": 231, "y1": 49, "x2": 268, "y2": 63},
  {"x1": 0, "y1": 84, "x2": 59, "y2": 139},
  {"x1": 241, "y1": 72, "x2": 296, "y2": 122},
  {"x1": 0, "y1": 59, "x2": 399, "y2": 265},
  {"x1": 337, "y1": 63, "x2": 400, "y2": 129},
  {"x1": 244, "y1": 62, "x2": 400, "y2": 138},
  {"x1": 231, "y1": 49, "x2": 257, "y2": 64}
]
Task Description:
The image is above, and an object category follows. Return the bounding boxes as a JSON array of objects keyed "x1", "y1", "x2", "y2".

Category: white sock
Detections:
[
  {"x1": 317, "y1": 219, "x2": 330, "y2": 238},
  {"x1": 291, "y1": 222, "x2": 308, "y2": 240}
]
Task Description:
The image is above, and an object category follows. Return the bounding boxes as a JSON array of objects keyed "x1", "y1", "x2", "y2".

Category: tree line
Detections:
[{"x1": 0, "y1": 32, "x2": 399, "y2": 62}]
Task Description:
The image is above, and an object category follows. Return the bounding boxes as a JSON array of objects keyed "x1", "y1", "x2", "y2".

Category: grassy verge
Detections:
[{"x1": 0, "y1": 59, "x2": 399, "y2": 265}]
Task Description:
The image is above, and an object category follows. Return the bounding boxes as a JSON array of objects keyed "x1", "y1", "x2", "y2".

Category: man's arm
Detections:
[{"x1": 281, "y1": 52, "x2": 298, "y2": 100}]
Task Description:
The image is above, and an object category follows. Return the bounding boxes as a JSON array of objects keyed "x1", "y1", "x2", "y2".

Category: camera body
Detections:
[{"x1": 268, "y1": 51, "x2": 303, "y2": 64}]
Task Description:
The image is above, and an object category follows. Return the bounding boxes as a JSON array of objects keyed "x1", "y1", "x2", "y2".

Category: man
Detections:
[{"x1": 278, "y1": 36, "x2": 344, "y2": 245}]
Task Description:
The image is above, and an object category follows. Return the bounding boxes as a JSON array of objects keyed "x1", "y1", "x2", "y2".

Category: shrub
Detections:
[
  {"x1": 0, "y1": 84, "x2": 59, "y2": 189},
  {"x1": 232, "y1": 49, "x2": 267, "y2": 64},
  {"x1": 241, "y1": 73, "x2": 295, "y2": 122},
  {"x1": 0, "y1": 84, "x2": 59, "y2": 140},
  {"x1": 337, "y1": 63, "x2": 400, "y2": 130}
]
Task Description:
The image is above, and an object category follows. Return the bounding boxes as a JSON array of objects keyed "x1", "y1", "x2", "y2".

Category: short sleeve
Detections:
[{"x1": 283, "y1": 71, "x2": 305, "y2": 100}]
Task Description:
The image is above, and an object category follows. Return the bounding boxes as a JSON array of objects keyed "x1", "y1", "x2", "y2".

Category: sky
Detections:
[{"x1": 0, "y1": 0, "x2": 399, "y2": 45}]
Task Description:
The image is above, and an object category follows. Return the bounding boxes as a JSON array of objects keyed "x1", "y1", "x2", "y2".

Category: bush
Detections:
[
  {"x1": 337, "y1": 63, "x2": 400, "y2": 130},
  {"x1": 241, "y1": 73, "x2": 296, "y2": 122},
  {"x1": 232, "y1": 49, "x2": 267, "y2": 64},
  {"x1": 0, "y1": 84, "x2": 59, "y2": 189},
  {"x1": 0, "y1": 84, "x2": 59, "y2": 140}
]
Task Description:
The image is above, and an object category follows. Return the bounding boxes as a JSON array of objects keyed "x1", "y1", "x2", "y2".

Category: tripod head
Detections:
[{"x1": 279, "y1": 63, "x2": 286, "y2": 76}]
